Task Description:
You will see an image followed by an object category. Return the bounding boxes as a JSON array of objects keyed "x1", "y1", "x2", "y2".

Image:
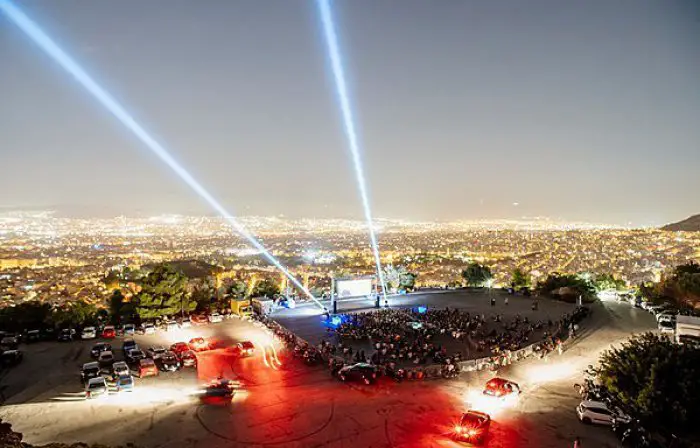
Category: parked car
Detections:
[
  {"x1": 190, "y1": 314, "x2": 208, "y2": 326},
  {"x1": 138, "y1": 358, "x2": 159, "y2": 377},
  {"x1": 208, "y1": 313, "x2": 223, "y2": 323},
  {"x1": 123, "y1": 324, "x2": 136, "y2": 335},
  {"x1": 91, "y1": 342, "x2": 112, "y2": 358},
  {"x1": 165, "y1": 321, "x2": 178, "y2": 332},
  {"x1": 115, "y1": 375, "x2": 134, "y2": 392},
  {"x1": 146, "y1": 346, "x2": 167, "y2": 359},
  {"x1": 85, "y1": 376, "x2": 108, "y2": 399},
  {"x1": 1, "y1": 335, "x2": 20, "y2": 349},
  {"x1": 98, "y1": 350, "x2": 115, "y2": 367},
  {"x1": 453, "y1": 410, "x2": 491, "y2": 445},
  {"x1": 170, "y1": 342, "x2": 189, "y2": 355},
  {"x1": 188, "y1": 337, "x2": 210, "y2": 352},
  {"x1": 81, "y1": 361, "x2": 102, "y2": 384},
  {"x1": 122, "y1": 338, "x2": 138, "y2": 357},
  {"x1": 158, "y1": 351, "x2": 181, "y2": 372},
  {"x1": 126, "y1": 348, "x2": 146, "y2": 364},
  {"x1": 57, "y1": 328, "x2": 75, "y2": 342},
  {"x1": 0, "y1": 349, "x2": 23, "y2": 367},
  {"x1": 577, "y1": 400, "x2": 630, "y2": 426},
  {"x1": 180, "y1": 350, "x2": 197, "y2": 368},
  {"x1": 658, "y1": 320, "x2": 675, "y2": 334},
  {"x1": 111, "y1": 361, "x2": 130, "y2": 378},
  {"x1": 101, "y1": 326, "x2": 116, "y2": 339},
  {"x1": 81, "y1": 326, "x2": 97, "y2": 340},
  {"x1": 25, "y1": 330, "x2": 41, "y2": 343},
  {"x1": 141, "y1": 323, "x2": 156, "y2": 335}
]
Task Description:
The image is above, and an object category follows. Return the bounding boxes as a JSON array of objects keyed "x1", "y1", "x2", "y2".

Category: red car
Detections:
[
  {"x1": 180, "y1": 350, "x2": 197, "y2": 368},
  {"x1": 170, "y1": 342, "x2": 189, "y2": 355},
  {"x1": 189, "y1": 315, "x2": 208, "y2": 326},
  {"x1": 188, "y1": 337, "x2": 210, "y2": 352},
  {"x1": 101, "y1": 326, "x2": 116, "y2": 339},
  {"x1": 237, "y1": 341, "x2": 255, "y2": 357},
  {"x1": 454, "y1": 410, "x2": 491, "y2": 445},
  {"x1": 483, "y1": 377, "x2": 521, "y2": 399},
  {"x1": 138, "y1": 358, "x2": 159, "y2": 378}
]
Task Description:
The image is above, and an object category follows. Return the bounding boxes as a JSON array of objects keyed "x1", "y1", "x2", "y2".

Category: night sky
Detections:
[{"x1": 1, "y1": 0, "x2": 698, "y2": 226}]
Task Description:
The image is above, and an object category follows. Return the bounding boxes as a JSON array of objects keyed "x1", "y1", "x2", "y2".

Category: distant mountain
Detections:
[{"x1": 662, "y1": 214, "x2": 700, "y2": 232}]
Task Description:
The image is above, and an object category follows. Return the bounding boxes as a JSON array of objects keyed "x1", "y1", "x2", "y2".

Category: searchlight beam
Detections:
[
  {"x1": 0, "y1": 0, "x2": 325, "y2": 310},
  {"x1": 316, "y1": 0, "x2": 387, "y2": 299}
]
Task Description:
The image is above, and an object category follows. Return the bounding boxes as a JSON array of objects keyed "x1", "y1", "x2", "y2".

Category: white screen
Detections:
[{"x1": 336, "y1": 279, "x2": 373, "y2": 298}]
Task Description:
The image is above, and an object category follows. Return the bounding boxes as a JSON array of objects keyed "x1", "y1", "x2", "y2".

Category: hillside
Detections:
[{"x1": 662, "y1": 214, "x2": 700, "y2": 232}]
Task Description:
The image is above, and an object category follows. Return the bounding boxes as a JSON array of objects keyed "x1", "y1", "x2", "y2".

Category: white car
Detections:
[
  {"x1": 81, "y1": 326, "x2": 97, "y2": 340},
  {"x1": 658, "y1": 320, "x2": 675, "y2": 334},
  {"x1": 112, "y1": 361, "x2": 130, "y2": 377},
  {"x1": 657, "y1": 314, "x2": 676, "y2": 323},
  {"x1": 165, "y1": 321, "x2": 178, "y2": 331},
  {"x1": 143, "y1": 323, "x2": 156, "y2": 335},
  {"x1": 179, "y1": 320, "x2": 191, "y2": 329},
  {"x1": 208, "y1": 313, "x2": 223, "y2": 323},
  {"x1": 85, "y1": 376, "x2": 108, "y2": 399},
  {"x1": 576, "y1": 400, "x2": 629, "y2": 426}
]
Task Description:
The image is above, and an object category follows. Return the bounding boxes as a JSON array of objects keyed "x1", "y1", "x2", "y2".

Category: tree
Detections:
[
  {"x1": 132, "y1": 264, "x2": 195, "y2": 321},
  {"x1": 511, "y1": 268, "x2": 531, "y2": 289},
  {"x1": 535, "y1": 273, "x2": 595, "y2": 302},
  {"x1": 252, "y1": 278, "x2": 280, "y2": 298},
  {"x1": 0, "y1": 301, "x2": 53, "y2": 332},
  {"x1": 592, "y1": 273, "x2": 627, "y2": 292},
  {"x1": 400, "y1": 272, "x2": 418, "y2": 291},
  {"x1": 384, "y1": 265, "x2": 417, "y2": 292},
  {"x1": 461, "y1": 262, "x2": 493, "y2": 287},
  {"x1": 594, "y1": 333, "x2": 700, "y2": 440},
  {"x1": 52, "y1": 300, "x2": 98, "y2": 328},
  {"x1": 227, "y1": 280, "x2": 247, "y2": 298}
]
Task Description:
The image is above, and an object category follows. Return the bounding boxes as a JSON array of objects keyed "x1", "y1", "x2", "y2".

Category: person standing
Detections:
[
  {"x1": 504, "y1": 297, "x2": 509, "y2": 306},
  {"x1": 573, "y1": 436, "x2": 581, "y2": 448}
]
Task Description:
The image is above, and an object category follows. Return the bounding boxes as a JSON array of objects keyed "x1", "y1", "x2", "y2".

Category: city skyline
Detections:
[{"x1": 1, "y1": 0, "x2": 699, "y2": 227}]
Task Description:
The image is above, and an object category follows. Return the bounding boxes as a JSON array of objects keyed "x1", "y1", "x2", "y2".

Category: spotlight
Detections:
[
  {"x1": 315, "y1": 0, "x2": 387, "y2": 299},
  {"x1": 0, "y1": 0, "x2": 324, "y2": 310}
]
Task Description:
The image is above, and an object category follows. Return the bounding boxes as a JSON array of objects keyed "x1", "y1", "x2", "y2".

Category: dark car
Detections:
[
  {"x1": 0, "y1": 349, "x2": 23, "y2": 367},
  {"x1": 179, "y1": 350, "x2": 197, "y2": 368},
  {"x1": 336, "y1": 363, "x2": 379, "y2": 385},
  {"x1": 81, "y1": 361, "x2": 102, "y2": 384},
  {"x1": 26, "y1": 330, "x2": 41, "y2": 343},
  {"x1": 126, "y1": 348, "x2": 146, "y2": 364},
  {"x1": 453, "y1": 410, "x2": 491, "y2": 444},
  {"x1": 57, "y1": 328, "x2": 74, "y2": 342},
  {"x1": 91, "y1": 342, "x2": 112, "y2": 358},
  {"x1": 158, "y1": 351, "x2": 181, "y2": 372},
  {"x1": 122, "y1": 338, "x2": 138, "y2": 357},
  {"x1": 1, "y1": 334, "x2": 20, "y2": 349}
]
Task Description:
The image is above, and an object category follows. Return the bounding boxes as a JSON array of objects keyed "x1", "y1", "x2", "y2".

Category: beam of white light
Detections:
[
  {"x1": 0, "y1": 0, "x2": 324, "y2": 310},
  {"x1": 316, "y1": 0, "x2": 387, "y2": 299}
]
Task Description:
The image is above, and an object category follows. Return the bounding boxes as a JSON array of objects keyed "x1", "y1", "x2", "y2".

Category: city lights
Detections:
[
  {"x1": 0, "y1": 0, "x2": 325, "y2": 310},
  {"x1": 315, "y1": 0, "x2": 387, "y2": 299}
]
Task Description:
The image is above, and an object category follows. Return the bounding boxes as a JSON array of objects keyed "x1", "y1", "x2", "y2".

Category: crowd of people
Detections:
[{"x1": 314, "y1": 303, "x2": 590, "y2": 372}]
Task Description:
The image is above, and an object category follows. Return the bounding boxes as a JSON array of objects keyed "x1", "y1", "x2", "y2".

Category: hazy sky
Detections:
[{"x1": 1, "y1": 0, "x2": 698, "y2": 226}]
